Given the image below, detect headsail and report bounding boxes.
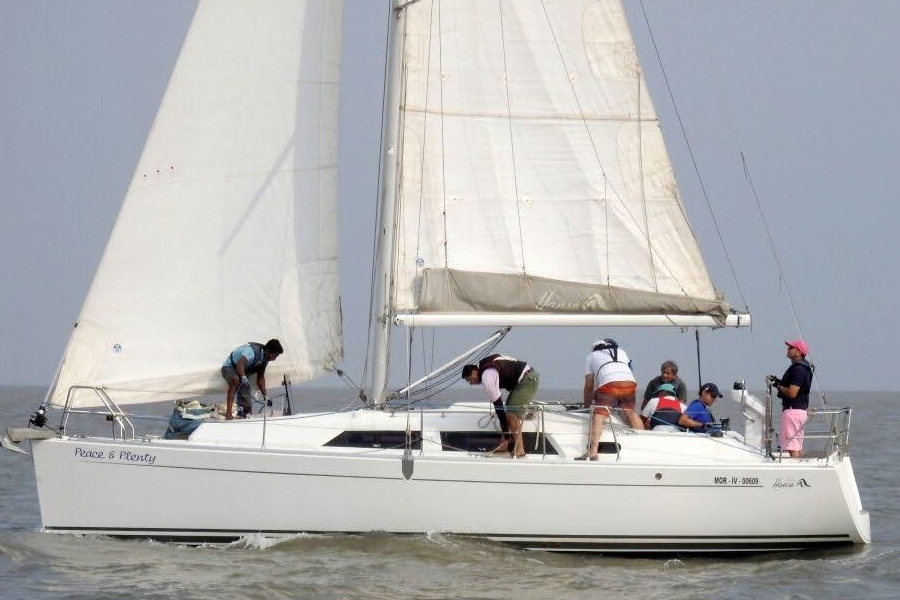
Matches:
[50,0,345,408]
[390,0,740,326]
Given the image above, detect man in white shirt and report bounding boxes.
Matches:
[578,339,643,460]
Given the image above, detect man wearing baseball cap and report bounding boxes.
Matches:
[684,382,723,432]
[768,339,814,458]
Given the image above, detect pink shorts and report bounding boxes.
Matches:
[780,409,808,452]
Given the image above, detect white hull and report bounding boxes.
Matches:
[29,404,870,553]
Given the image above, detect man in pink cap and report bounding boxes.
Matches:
[768,339,814,458]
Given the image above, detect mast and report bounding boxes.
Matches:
[368,1,404,405]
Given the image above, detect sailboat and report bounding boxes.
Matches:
[3,0,869,553]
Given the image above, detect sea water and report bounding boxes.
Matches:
[1,386,896,600]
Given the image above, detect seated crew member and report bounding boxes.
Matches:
[683,382,723,432]
[641,382,704,432]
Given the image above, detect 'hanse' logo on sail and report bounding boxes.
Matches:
[535,290,604,312]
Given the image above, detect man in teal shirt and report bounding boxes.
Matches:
[221,339,283,419]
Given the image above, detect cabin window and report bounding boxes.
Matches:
[594,442,620,455]
[440,432,559,455]
[324,431,422,450]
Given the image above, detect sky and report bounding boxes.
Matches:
[0,1,897,396]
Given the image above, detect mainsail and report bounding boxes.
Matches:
[390,0,733,323]
[50,0,345,408]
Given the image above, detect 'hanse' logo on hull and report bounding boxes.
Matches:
[773,478,811,489]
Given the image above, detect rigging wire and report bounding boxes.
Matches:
[412,1,437,282]
[639,2,824,404]
[497,1,529,279]
[740,153,825,406]
[632,61,658,291]
[536,0,614,285]
[694,329,702,391]
[636,1,749,312]
[387,330,508,409]
[740,154,806,336]
[436,2,449,276]
[538,1,699,299]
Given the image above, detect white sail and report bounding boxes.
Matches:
[50,0,345,408]
[391,0,733,323]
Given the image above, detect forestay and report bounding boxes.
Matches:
[391,0,733,323]
[49,0,345,408]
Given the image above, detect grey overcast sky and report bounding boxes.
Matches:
[0,1,896,395]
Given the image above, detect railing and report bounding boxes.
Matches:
[764,383,854,462]
[61,386,135,441]
[51,389,617,458]
[765,386,775,456]
[595,405,621,461]
[527,402,621,461]
[736,383,761,424]
[53,377,295,447]
[795,406,853,461]
[393,400,599,460]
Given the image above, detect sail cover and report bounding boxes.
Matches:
[391,0,731,321]
[50,0,344,408]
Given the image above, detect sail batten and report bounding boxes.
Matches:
[50,0,345,408]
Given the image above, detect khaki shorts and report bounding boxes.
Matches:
[506,370,539,416]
